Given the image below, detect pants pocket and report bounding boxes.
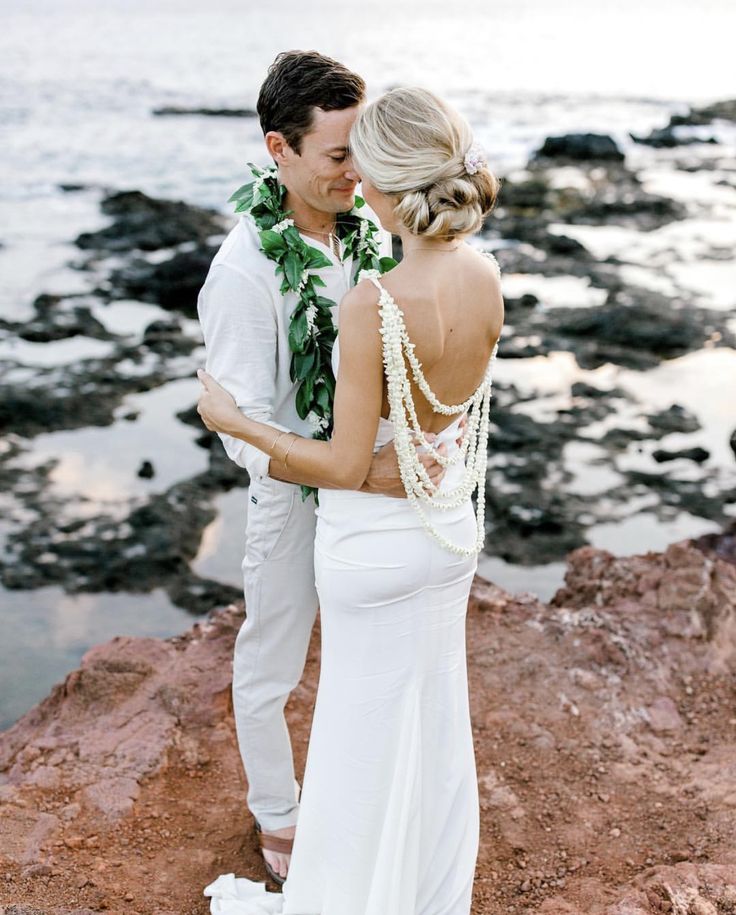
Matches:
[245,478,297,564]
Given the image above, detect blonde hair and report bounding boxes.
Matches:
[349,87,499,240]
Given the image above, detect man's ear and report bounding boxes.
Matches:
[265,131,292,166]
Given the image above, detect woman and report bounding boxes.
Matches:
[199,86,503,915]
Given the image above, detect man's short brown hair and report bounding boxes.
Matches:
[257,50,366,155]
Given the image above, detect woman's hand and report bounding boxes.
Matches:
[196,369,241,434]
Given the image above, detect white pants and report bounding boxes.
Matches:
[232,475,318,831]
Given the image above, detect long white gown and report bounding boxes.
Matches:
[205,282,485,915]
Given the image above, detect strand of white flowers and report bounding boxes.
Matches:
[401,405,489,511]
[385,318,490,515]
[385,289,498,416]
[377,279,494,422]
[398,392,492,556]
[400,364,485,469]
[380,285,483,503]
[374,278,495,554]
[377,285,493,472]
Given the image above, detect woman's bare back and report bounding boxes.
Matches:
[376,245,504,433]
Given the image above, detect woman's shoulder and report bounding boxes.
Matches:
[477,248,502,279]
[338,276,386,336]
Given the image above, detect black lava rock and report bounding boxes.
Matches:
[152,106,257,118]
[535,133,625,162]
[110,245,219,317]
[138,460,155,478]
[76,190,225,253]
[649,404,701,435]
[630,127,717,148]
[652,446,710,464]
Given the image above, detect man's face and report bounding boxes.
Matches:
[279,105,362,215]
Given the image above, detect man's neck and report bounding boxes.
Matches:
[283,191,336,235]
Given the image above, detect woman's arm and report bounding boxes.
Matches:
[197,280,384,491]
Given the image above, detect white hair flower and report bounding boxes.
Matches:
[463,143,487,175]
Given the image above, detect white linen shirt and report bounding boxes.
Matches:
[197,211,393,483]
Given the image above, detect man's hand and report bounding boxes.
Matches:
[360,436,447,498]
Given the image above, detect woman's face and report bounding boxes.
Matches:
[357,173,400,234]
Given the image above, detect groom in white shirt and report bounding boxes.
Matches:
[197,51,445,883]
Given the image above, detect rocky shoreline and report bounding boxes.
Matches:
[1,97,736,739]
[2,100,736,614]
[1,528,734,915]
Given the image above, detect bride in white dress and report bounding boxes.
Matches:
[197,86,504,915]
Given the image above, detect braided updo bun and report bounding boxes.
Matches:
[349,87,499,240]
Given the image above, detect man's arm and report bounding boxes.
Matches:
[199,280,388,489]
[198,280,454,494]
[197,263,289,483]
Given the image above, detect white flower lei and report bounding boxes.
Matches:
[360,256,500,557]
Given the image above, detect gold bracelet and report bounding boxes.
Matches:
[282,435,298,467]
[270,430,288,458]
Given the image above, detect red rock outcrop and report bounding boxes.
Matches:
[1,535,734,914]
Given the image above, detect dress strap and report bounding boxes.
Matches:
[358,268,384,293]
[481,250,501,279]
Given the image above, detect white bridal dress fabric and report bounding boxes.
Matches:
[205,299,482,914]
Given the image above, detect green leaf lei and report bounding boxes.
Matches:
[229,162,397,502]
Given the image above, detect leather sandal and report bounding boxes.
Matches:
[254,819,294,886]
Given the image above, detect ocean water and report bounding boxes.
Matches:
[1,0,736,729]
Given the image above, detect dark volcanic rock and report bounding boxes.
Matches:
[109,245,218,316]
[0,338,195,438]
[571,381,617,399]
[142,318,198,354]
[137,459,155,478]
[6,294,113,343]
[1,441,244,613]
[630,126,718,148]
[486,485,589,564]
[477,384,629,564]
[652,446,710,463]
[488,274,731,369]
[491,167,686,238]
[152,105,257,118]
[534,133,625,162]
[0,384,127,436]
[76,190,225,253]
[669,98,736,127]
[564,192,686,229]
[551,295,704,366]
[622,470,736,522]
[495,177,550,212]
[648,403,701,435]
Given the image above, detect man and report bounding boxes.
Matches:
[197,51,444,884]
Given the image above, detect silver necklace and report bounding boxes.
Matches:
[404,244,462,255]
[295,221,341,258]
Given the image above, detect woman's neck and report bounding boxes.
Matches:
[399,230,465,256]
